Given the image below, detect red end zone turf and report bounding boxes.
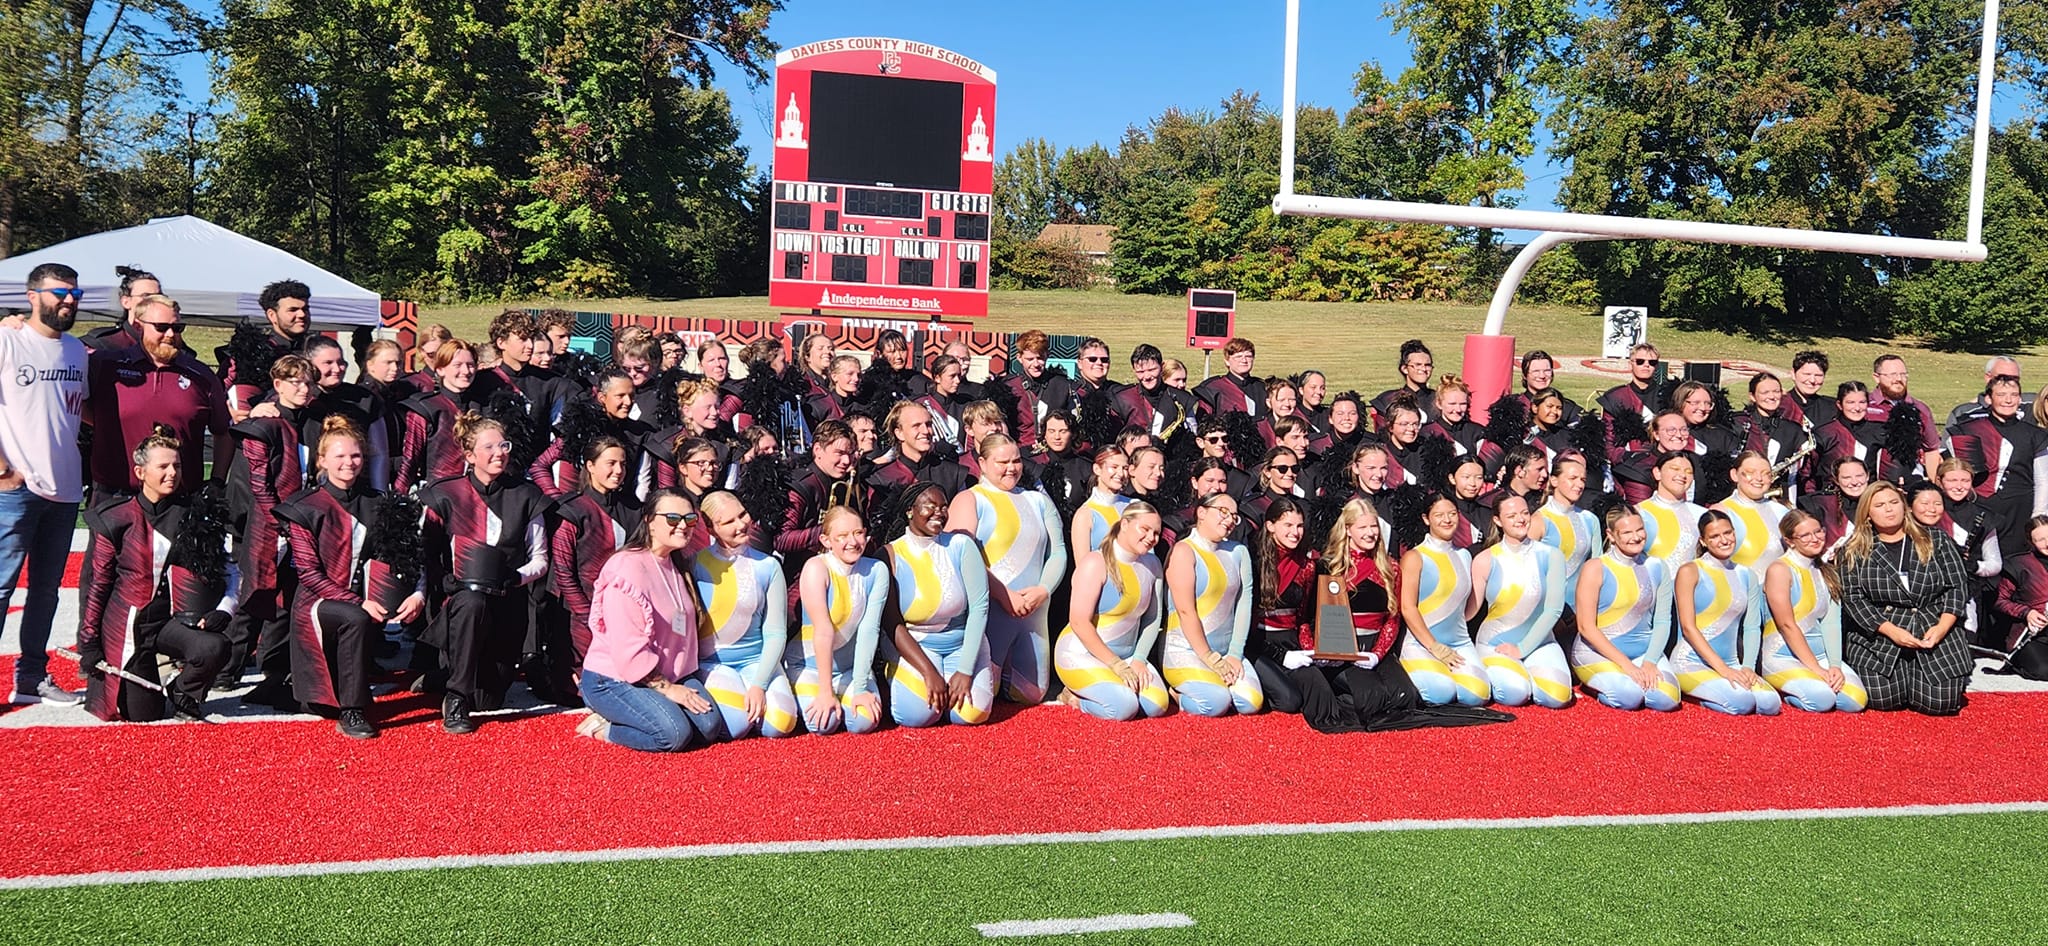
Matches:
[3,681,2045,881]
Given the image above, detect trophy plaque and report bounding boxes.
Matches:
[1312,577,1376,660]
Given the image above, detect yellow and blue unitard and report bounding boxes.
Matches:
[1571,550,1681,711]
[1760,550,1868,712]
[1400,535,1491,705]
[885,532,994,727]
[1714,494,1789,580]
[692,543,798,738]
[1079,489,1131,550]
[1639,493,1705,576]
[1472,537,1572,708]
[788,554,891,735]
[1054,546,1170,721]
[966,480,1068,703]
[1670,554,1782,716]
[1162,534,1262,717]
[1536,495,1602,576]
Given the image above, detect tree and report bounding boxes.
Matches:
[1890,125,2048,350]
[1548,0,1992,330]
[1381,0,1573,249]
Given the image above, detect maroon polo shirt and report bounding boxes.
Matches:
[85,346,232,493]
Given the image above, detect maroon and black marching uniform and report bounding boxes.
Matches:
[643,426,731,492]
[418,473,553,710]
[550,485,641,663]
[1997,549,2048,652]
[1196,372,1265,419]
[1788,389,1837,429]
[998,374,1044,448]
[1384,440,1424,488]
[529,417,653,501]
[1449,494,1494,551]
[81,319,141,352]
[1867,394,1941,478]
[1796,492,1854,556]
[401,368,437,396]
[1948,412,2046,554]
[1424,417,1503,477]
[1508,388,1584,427]
[1597,380,1666,427]
[777,466,870,585]
[220,408,307,682]
[806,388,852,428]
[79,495,235,721]
[1370,385,1435,428]
[303,381,392,489]
[276,482,398,710]
[1737,406,1809,486]
[396,388,475,494]
[867,451,972,499]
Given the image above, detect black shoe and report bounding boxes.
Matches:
[243,680,297,711]
[337,708,377,739]
[442,693,477,735]
[168,694,211,722]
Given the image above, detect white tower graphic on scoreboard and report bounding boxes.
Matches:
[778,95,807,149]
[963,108,991,162]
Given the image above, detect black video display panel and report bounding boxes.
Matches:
[808,72,964,192]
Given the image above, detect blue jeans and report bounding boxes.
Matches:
[580,670,728,752]
[0,488,78,690]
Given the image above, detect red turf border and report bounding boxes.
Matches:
[3,651,2044,880]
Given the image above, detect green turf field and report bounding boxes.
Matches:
[8,812,2041,945]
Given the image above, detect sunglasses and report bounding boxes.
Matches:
[138,320,184,334]
[1202,434,1226,443]
[1081,356,1109,364]
[1632,357,1657,365]
[31,287,82,301]
[1269,464,1298,474]
[656,511,699,527]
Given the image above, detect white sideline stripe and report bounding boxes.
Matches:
[6,800,2047,891]
[978,913,1193,938]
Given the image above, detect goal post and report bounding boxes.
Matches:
[1271,0,2003,416]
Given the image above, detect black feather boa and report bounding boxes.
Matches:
[1077,384,1121,452]
[482,389,546,474]
[854,361,914,416]
[1219,412,1266,472]
[1040,457,1082,523]
[1884,402,1926,479]
[551,351,604,391]
[225,321,283,380]
[1569,410,1611,491]
[1409,433,1458,495]
[734,453,792,532]
[648,366,701,432]
[1153,427,1201,513]
[366,493,426,585]
[1381,483,1433,553]
[1306,477,1353,548]
[170,483,233,585]
[1483,394,1530,450]
[554,394,609,471]
[1695,449,1737,505]
[1609,407,1650,451]
[985,374,1025,440]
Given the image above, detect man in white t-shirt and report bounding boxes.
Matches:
[0,261,89,705]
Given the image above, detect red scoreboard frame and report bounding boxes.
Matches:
[768,37,997,319]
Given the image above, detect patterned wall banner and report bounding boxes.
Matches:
[378,300,419,370]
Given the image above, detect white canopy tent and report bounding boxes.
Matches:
[0,215,382,327]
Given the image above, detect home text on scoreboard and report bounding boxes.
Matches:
[768,38,997,319]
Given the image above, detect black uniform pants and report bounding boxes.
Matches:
[221,541,296,683]
[434,589,527,710]
[293,600,375,710]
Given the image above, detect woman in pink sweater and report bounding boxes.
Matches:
[575,487,730,750]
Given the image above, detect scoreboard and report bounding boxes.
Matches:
[769,37,996,318]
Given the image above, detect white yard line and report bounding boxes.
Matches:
[5,800,2047,891]
[978,913,1194,938]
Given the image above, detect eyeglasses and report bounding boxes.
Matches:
[138,320,184,334]
[656,512,699,527]
[1632,357,1657,365]
[1202,434,1226,443]
[1269,464,1298,474]
[1081,356,1109,364]
[1202,505,1241,522]
[684,459,721,468]
[30,287,82,301]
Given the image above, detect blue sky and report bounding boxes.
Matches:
[710,0,1578,209]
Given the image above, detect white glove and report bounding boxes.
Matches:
[1352,653,1380,670]
[1281,650,1312,670]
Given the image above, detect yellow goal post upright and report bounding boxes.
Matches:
[1269,0,2003,418]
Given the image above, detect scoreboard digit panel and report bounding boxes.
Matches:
[769,38,997,319]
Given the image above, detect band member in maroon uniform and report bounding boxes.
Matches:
[550,435,643,674]
[470,310,563,429]
[1371,340,1437,426]
[1114,345,1198,441]
[1866,354,1943,480]
[531,368,650,500]
[397,339,480,494]
[401,324,454,394]
[779,421,867,585]
[1507,350,1583,426]
[647,379,730,492]
[277,418,424,738]
[81,265,161,352]
[867,400,972,498]
[1598,341,1669,426]
[910,354,970,452]
[217,281,312,420]
[1196,337,1266,419]
[1787,350,1836,427]
[1736,371,1809,496]
[1798,456,1870,557]
[1947,374,2046,555]
[808,354,861,427]
[80,434,234,722]
[1613,411,1696,504]
[1071,337,1121,406]
[797,332,835,400]
[1811,381,1895,486]
[419,413,553,733]
[1381,397,1428,487]
[1005,329,1066,446]
[293,335,392,489]
[1423,377,1496,470]
[221,355,319,698]
[695,339,747,434]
